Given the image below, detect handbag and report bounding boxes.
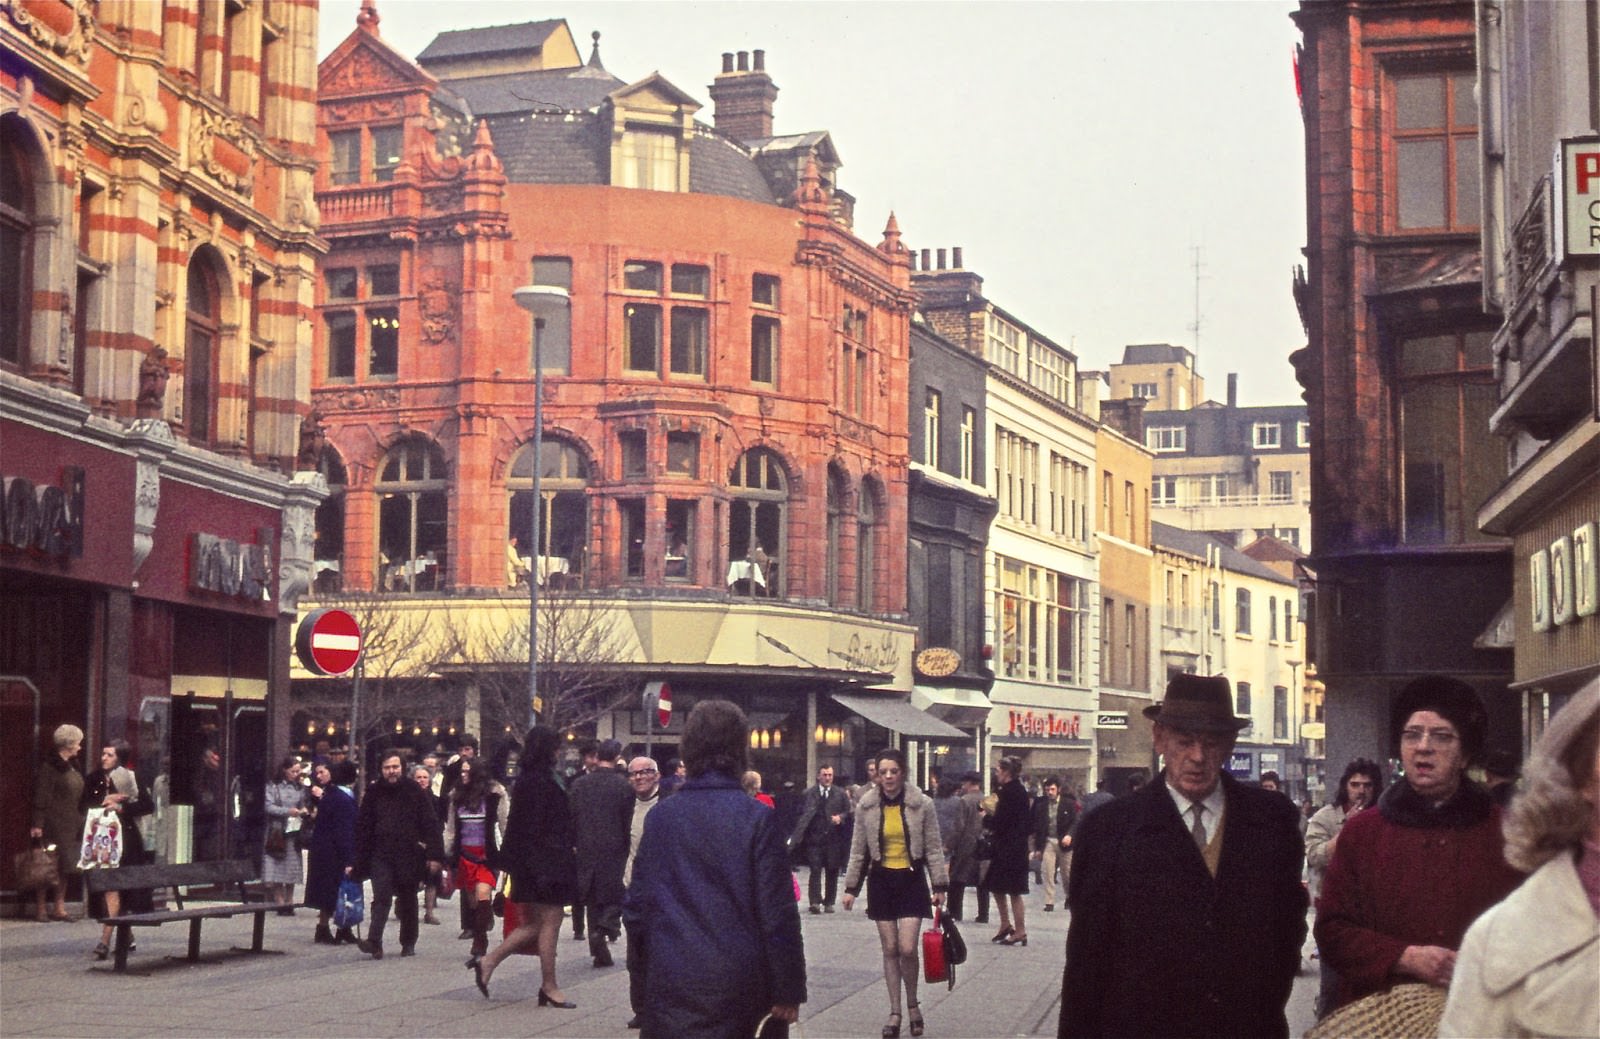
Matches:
[1302,983,1446,1039]
[436,861,455,900]
[922,907,949,984]
[333,877,365,929]
[77,807,123,870]
[974,831,995,860]
[264,819,288,857]
[13,838,60,892]
[754,1013,802,1039]
[940,909,967,966]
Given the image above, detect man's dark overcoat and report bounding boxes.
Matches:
[1059,771,1308,1039]
[789,781,851,870]
[352,776,445,885]
[569,764,633,906]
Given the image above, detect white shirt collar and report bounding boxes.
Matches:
[1165,777,1226,844]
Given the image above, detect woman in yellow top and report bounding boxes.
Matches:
[843,749,949,1039]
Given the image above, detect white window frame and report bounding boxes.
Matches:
[1252,421,1282,449]
[1147,426,1187,453]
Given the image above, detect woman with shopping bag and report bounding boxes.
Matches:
[28,724,84,922]
[78,741,152,961]
[842,748,948,1039]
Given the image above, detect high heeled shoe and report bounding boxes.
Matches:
[92,942,109,961]
[882,1011,902,1038]
[990,925,1014,943]
[473,961,489,999]
[538,988,577,1009]
[1000,931,1028,946]
[908,1002,924,1037]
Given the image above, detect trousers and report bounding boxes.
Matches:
[367,858,419,949]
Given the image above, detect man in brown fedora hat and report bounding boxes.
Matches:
[1059,673,1308,1038]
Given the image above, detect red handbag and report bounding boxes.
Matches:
[922,907,948,984]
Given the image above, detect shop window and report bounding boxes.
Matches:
[669,308,707,376]
[314,447,347,593]
[665,499,695,579]
[0,118,36,368]
[507,438,589,588]
[329,130,360,186]
[530,256,571,374]
[857,480,880,611]
[752,273,780,308]
[619,430,646,478]
[751,316,779,384]
[184,255,222,446]
[671,264,709,296]
[624,260,662,293]
[665,431,698,477]
[370,126,403,182]
[1388,69,1479,232]
[376,439,449,593]
[619,499,646,579]
[729,448,786,597]
[1399,330,1501,545]
[624,303,660,373]
[327,313,356,379]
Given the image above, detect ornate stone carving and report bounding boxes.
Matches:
[136,347,171,417]
[8,0,95,64]
[123,418,175,575]
[189,108,259,195]
[418,271,456,344]
[325,387,403,410]
[277,471,327,615]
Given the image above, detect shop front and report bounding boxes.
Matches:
[987,703,1094,797]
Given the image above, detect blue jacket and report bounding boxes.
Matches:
[304,785,357,912]
[624,772,806,1039]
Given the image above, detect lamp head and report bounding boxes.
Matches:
[513,284,570,323]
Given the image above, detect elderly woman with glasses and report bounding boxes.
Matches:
[1315,675,1525,1014]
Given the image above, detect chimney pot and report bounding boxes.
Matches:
[721,52,734,73]
[937,248,947,270]
[920,248,931,270]
[1227,373,1238,408]
[952,247,963,269]
[737,50,749,71]
[753,49,765,71]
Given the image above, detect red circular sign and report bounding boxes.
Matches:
[656,682,672,727]
[296,608,362,676]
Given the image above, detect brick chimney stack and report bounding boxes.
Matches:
[708,49,778,143]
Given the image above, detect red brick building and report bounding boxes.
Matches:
[1291,0,1514,773]
[2,0,325,880]
[302,8,918,786]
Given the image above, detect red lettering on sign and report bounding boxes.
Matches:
[1577,152,1600,195]
[1006,709,1083,740]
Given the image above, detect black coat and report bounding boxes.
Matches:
[499,767,577,905]
[789,782,851,869]
[352,777,444,885]
[1059,772,1308,1039]
[624,772,806,1039]
[305,785,357,912]
[569,765,633,906]
[1030,794,1079,850]
[982,777,1031,894]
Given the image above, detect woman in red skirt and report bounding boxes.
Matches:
[443,756,508,967]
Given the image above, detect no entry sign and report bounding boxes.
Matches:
[296,608,362,676]
[644,680,672,727]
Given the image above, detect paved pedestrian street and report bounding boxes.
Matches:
[0,896,1323,1038]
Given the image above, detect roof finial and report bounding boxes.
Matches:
[879,211,907,257]
[464,120,503,174]
[588,30,604,69]
[792,155,827,210]
[357,0,380,34]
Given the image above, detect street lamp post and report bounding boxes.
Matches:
[512,285,570,732]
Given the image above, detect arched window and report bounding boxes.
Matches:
[507,437,589,589]
[375,439,448,593]
[184,257,222,445]
[0,118,37,368]
[857,478,881,611]
[313,446,347,593]
[825,466,848,606]
[728,448,787,598]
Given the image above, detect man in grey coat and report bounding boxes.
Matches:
[569,738,633,967]
[789,765,851,913]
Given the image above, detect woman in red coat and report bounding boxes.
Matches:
[1315,675,1524,1012]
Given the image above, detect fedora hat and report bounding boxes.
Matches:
[1143,673,1248,734]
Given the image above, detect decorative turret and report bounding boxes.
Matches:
[792,156,828,212]
[878,211,908,259]
[357,0,380,34]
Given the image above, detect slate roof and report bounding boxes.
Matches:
[1152,522,1295,585]
[1121,343,1194,364]
[689,130,776,204]
[441,66,624,117]
[484,112,609,185]
[416,20,564,63]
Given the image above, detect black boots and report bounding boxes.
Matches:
[334,926,357,944]
[469,902,492,960]
[314,922,336,945]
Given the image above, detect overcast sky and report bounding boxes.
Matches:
[319,1,1309,407]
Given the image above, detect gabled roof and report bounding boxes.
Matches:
[608,72,702,111]
[319,22,437,95]
[417,20,565,63]
[747,131,841,168]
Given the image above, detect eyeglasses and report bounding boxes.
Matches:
[1400,728,1459,747]
[629,769,659,778]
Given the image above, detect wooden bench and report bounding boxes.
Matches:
[84,859,275,972]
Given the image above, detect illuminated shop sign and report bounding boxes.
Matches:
[1,467,85,559]
[1007,709,1083,740]
[190,528,275,603]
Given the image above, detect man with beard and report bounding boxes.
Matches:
[349,752,445,959]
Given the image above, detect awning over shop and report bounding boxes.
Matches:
[832,693,969,740]
[911,685,993,728]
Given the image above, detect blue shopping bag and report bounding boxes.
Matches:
[333,877,365,929]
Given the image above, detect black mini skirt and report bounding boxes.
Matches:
[865,865,932,922]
